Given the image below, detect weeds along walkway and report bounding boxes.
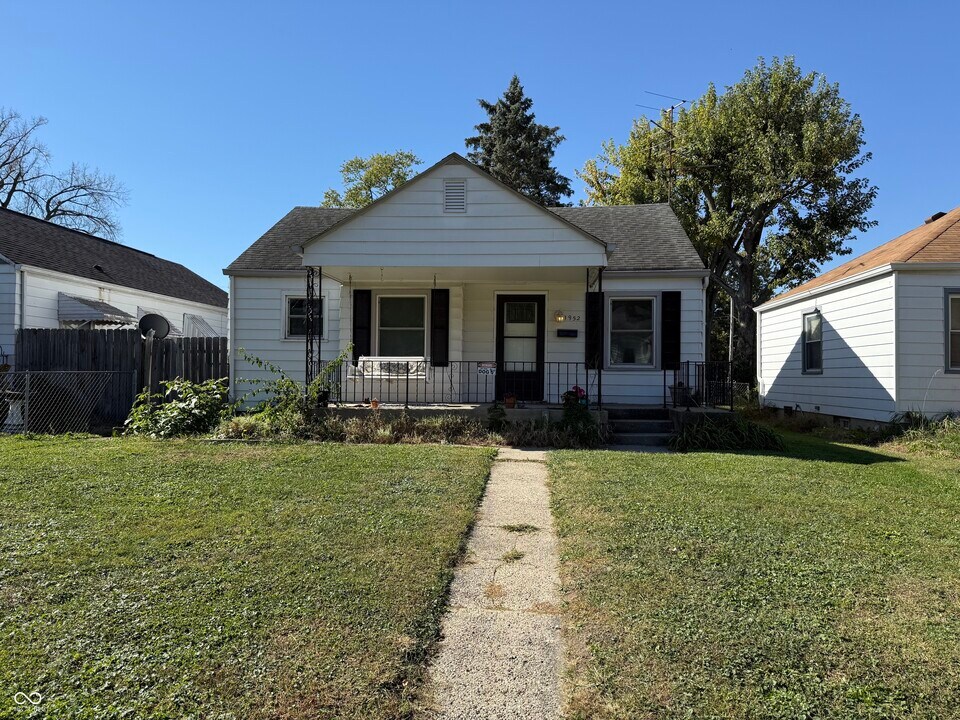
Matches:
[422,448,564,720]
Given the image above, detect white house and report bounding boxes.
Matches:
[0,208,228,368]
[225,153,709,407]
[756,207,960,423]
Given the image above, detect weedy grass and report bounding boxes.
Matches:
[0,436,495,719]
[501,550,525,563]
[550,432,960,719]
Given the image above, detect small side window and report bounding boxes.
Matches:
[286,297,322,339]
[802,311,823,374]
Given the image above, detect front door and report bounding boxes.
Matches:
[496,294,545,401]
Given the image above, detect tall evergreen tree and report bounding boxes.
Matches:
[466,76,572,205]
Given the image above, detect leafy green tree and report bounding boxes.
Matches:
[580,57,876,379]
[321,151,421,208]
[466,75,572,205]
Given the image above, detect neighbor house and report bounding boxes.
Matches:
[756,207,960,423]
[0,208,228,368]
[225,153,709,407]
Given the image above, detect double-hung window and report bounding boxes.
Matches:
[802,311,823,373]
[285,297,322,338]
[948,292,960,371]
[609,298,655,366]
[378,296,426,356]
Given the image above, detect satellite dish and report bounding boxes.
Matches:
[139,313,171,340]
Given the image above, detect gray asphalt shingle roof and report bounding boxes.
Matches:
[0,208,228,308]
[225,203,703,274]
[548,204,703,271]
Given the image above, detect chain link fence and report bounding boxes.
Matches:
[0,371,137,435]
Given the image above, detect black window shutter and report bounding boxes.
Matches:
[352,289,372,364]
[430,289,450,367]
[661,291,682,370]
[585,292,604,369]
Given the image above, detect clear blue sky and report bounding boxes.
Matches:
[5,1,958,290]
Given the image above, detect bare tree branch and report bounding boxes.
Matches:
[0,107,128,240]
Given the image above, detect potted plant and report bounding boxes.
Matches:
[370,398,380,410]
[503,391,517,409]
[562,385,587,408]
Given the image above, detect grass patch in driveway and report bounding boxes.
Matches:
[0,436,495,719]
[550,433,960,719]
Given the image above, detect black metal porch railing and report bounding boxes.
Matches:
[313,360,599,407]
[662,361,734,410]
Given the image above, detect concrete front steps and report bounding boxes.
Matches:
[606,407,674,446]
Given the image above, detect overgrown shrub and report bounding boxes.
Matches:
[216,410,499,446]
[885,412,960,457]
[237,346,351,423]
[125,378,230,438]
[669,415,785,453]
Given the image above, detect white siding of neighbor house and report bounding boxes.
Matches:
[230,275,342,401]
[16,266,227,338]
[300,162,607,269]
[895,268,960,415]
[757,273,896,422]
[0,261,16,366]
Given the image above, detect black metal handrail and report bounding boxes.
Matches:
[314,359,599,408]
[663,361,734,410]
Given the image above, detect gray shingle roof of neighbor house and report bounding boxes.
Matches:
[0,208,228,308]
[224,203,704,274]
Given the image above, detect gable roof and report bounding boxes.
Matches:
[298,153,608,253]
[0,208,228,308]
[225,203,704,274]
[762,206,960,307]
[225,153,704,276]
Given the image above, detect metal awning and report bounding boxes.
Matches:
[58,293,136,325]
[183,313,221,338]
[137,307,182,337]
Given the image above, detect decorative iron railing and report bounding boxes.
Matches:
[313,359,599,407]
[662,361,734,410]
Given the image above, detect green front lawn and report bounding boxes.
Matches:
[0,437,495,719]
[551,435,960,719]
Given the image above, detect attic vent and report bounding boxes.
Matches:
[443,179,466,213]
[925,211,946,224]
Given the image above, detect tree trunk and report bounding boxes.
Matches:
[733,260,757,384]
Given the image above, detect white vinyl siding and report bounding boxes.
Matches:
[894,270,960,415]
[231,275,341,400]
[758,273,896,421]
[300,163,606,269]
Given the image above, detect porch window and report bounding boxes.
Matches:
[948,292,960,371]
[378,296,426,356]
[609,298,654,366]
[802,311,822,373]
[286,297,322,338]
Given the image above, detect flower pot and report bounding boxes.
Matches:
[371,398,380,410]
[504,396,517,409]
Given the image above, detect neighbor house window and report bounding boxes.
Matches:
[378,296,426,356]
[609,298,655,366]
[285,297,322,338]
[802,311,823,373]
[948,292,960,371]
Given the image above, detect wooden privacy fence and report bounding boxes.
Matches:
[14,329,229,426]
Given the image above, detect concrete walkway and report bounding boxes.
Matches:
[422,447,563,719]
